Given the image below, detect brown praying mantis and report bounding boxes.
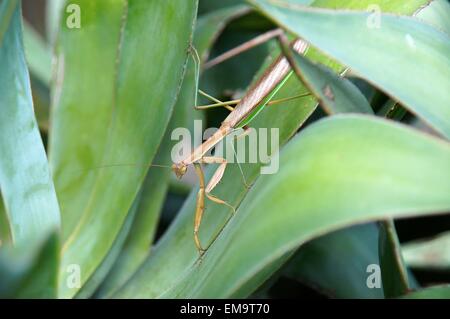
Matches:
[172,31,309,255]
[70,30,311,256]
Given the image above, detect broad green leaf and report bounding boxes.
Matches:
[158,115,450,298]
[96,112,181,299]
[202,0,415,111]
[242,0,428,126]
[23,20,51,85]
[0,232,59,298]
[95,6,250,298]
[288,36,408,299]
[287,49,412,298]
[0,0,60,248]
[49,0,198,298]
[402,232,450,270]
[46,0,65,45]
[74,199,138,299]
[249,0,450,138]
[283,224,384,298]
[238,250,297,298]
[50,0,121,241]
[402,285,450,299]
[289,50,373,114]
[95,160,169,298]
[379,220,410,298]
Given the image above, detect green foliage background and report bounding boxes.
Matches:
[0,0,449,299]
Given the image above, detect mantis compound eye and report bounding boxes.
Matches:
[172,163,187,179]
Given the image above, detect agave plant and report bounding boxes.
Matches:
[0,0,449,299]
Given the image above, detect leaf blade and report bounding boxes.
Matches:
[160,115,450,298]
[0,0,60,247]
[50,0,199,298]
[249,0,450,138]
[289,50,373,114]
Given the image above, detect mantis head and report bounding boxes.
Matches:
[172,162,187,179]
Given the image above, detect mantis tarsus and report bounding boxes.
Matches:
[172,33,309,255]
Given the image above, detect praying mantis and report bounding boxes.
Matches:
[72,30,310,256]
[172,31,309,255]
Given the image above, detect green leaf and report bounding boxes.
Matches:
[286,47,411,299]
[402,231,450,270]
[158,115,450,298]
[74,199,139,299]
[0,232,59,298]
[286,29,404,299]
[46,0,65,45]
[283,224,384,298]
[23,20,51,85]
[49,0,198,298]
[289,49,373,114]
[402,285,450,299]
[379,220,410,298]
[0,0,60,248]
[94,161,170,298]
[237,250,296,298]
[249,0,450,139]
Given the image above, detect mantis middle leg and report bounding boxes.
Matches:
[193,156,236,255]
